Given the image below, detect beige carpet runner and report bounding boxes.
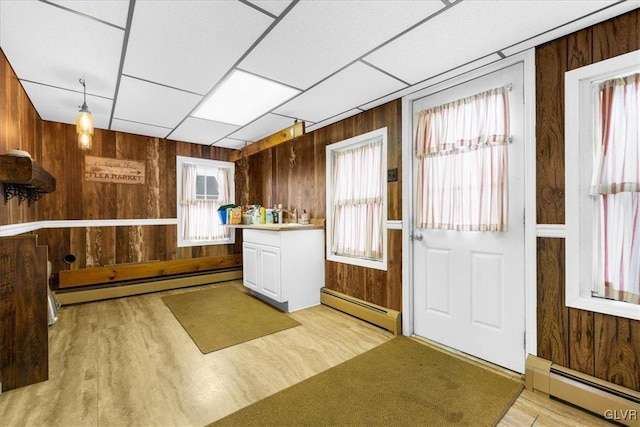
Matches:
[211,336,523,426]
[162,285,300,353]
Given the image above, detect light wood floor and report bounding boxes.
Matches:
[0,281,612,426]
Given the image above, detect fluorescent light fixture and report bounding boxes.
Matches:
[192,70,300,126]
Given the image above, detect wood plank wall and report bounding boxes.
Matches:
[0,49,242,275]
[0,49,41,226]
[535,9,639,391]
[237,100,402,311]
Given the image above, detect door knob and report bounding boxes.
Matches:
[410,233,423,241]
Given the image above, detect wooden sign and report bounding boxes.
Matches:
[84,156,145,184]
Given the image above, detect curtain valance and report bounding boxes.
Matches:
[414,86,510,158]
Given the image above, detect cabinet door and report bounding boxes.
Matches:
[242,243,259,291]
[259,245,282,301]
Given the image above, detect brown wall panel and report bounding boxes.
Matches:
[535,10,640,391]
[0,50,41,226]
[535,39,566,225]
[536,237,569,366]
[595,315,640,390]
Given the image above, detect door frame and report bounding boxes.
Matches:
[401,49,538,360]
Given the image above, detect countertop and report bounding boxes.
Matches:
[223,223,324,231]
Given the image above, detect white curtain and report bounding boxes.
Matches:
[332,139,383,259]
[415,86,510,231]
[593,73,640,303]
[181,163,230,242]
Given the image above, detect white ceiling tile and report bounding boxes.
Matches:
[501,1,640,57]
[227,114,300,143]
[47,0,130,28]
[123,1,273,94]
[358,55,502,111]
[110,119,172,139]
[20,81,113,130]
[246,0,293,17]
[169,117,240,145]
[213,138,247,150]
[274,62,406,123]
[0,0,124,98]
[113,76,202,129]
[240,0,443,89]
[365,1,617,85]
[305,109,361,133]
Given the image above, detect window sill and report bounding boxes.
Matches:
[566,291,640,321]
[327,253,387,271]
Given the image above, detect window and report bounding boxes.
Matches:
[414,86,511,231]
[326,128,387,270]
[176,156,235,247]
[565,50,639,320]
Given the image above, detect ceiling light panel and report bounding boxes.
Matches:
[47,0,130,28]
[0,1,124,98]
[192,70,300,126]
[110,119,173,139]
[227,113,302,143]
[20,81,113,130]
[274,61,406,123]
[169,118,240,146]
[246,0,293,17]
[123,1,273,94]
[240,0,443,90]
[364,0,616,85]
[113,76,202,129]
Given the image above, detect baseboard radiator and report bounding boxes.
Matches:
[526,355,640,426]
[319,288,401,335]
[55,269,242,305]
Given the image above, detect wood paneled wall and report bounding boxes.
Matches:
[535,10,639,391]
[35,123,243,274]
[0,50,42,226]
[0,49,242,275]
[237,100,403,310]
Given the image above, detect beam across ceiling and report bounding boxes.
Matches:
[229,120,305,162]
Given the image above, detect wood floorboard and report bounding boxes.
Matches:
[0,280,614,426]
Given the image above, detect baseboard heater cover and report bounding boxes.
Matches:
[319,288,401,335]
[55,269,243,305]
[525,355,640,426]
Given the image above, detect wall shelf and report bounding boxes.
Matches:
[0,155,56,205]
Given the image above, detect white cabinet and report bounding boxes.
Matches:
[242,227,324,312]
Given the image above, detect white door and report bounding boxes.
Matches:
[412,63,525,373]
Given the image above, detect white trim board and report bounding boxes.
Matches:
[536,224,566,238]
[0,218,178,237]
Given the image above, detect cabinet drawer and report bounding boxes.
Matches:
[243,229,281,247]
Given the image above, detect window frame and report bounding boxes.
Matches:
[325,127,388,271]
[565,50,640,320]
[176,156,235,248]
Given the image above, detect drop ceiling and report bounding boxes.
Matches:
[0,0,636,150]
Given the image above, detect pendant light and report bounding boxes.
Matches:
[76,78,94,150]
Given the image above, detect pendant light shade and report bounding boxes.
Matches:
[76,78,94,150]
